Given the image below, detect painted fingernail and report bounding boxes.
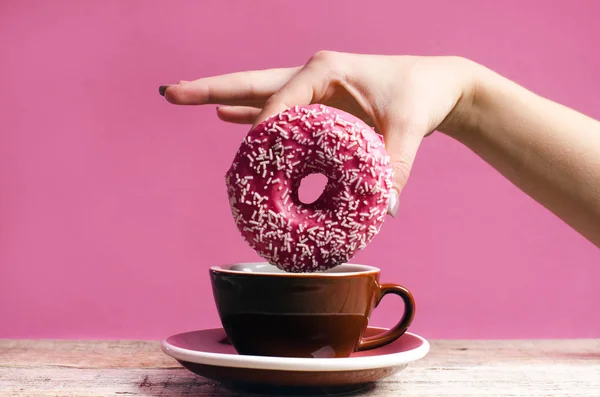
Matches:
[387,189,399,217]
[159,85,169,96]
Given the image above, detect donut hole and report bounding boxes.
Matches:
[297,173,328,205]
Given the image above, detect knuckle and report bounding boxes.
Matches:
[309,50,343,76]
[389,156,412,187]
[310,50,336,62]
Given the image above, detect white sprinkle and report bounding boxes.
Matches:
[313,129,327,138]
[273,124,289,138]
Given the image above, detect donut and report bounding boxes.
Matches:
[225,104,393,272]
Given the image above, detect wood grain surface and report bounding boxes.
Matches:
[1,339,599,396]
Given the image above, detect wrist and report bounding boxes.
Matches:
[437,58,495,141]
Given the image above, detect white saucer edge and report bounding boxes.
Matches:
[161,328,430,372]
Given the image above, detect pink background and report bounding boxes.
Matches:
[1,0,599,340]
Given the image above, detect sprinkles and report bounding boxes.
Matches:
[225,104,393,272]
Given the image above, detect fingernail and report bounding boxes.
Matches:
[387,189,399,217]
[159,85,169,96]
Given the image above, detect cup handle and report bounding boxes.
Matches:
[356,283,416,352]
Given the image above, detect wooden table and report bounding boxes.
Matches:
[1,339,599,396]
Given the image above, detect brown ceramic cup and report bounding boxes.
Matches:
[209,262,415,359]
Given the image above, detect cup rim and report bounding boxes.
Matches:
[210,262,380,277]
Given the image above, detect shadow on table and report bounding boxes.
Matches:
[136,369,381,396]
[549,351,600,360]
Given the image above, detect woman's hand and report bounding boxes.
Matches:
[160,52,600,246]
[160,52,478,216]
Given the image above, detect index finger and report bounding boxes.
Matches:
[162,67,301,106]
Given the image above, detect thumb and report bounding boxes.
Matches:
[381,123,425,217]
[250,66,317,129]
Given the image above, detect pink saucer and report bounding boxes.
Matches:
[161,326,429,390]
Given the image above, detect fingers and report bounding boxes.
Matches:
[251,51,345,128]
[161,67,300,106]
[381,120,426,217]
[250,66,319,128]
[216,106,261,124]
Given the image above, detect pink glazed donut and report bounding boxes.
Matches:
[225,104,393,272]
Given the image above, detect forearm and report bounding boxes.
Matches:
[443,62,600,246]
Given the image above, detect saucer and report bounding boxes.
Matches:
[161,326,430,390]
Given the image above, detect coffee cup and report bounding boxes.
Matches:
[209,262,415,358]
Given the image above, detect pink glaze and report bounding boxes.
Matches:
[225,105,393,272]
